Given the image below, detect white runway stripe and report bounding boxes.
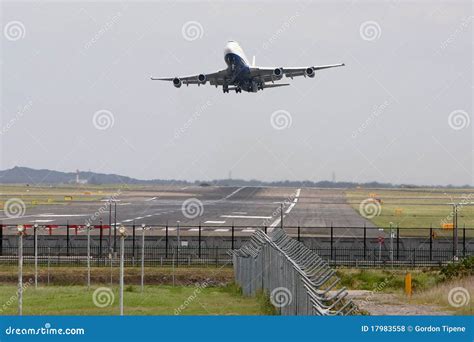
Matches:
[214,228,229,232]
[205,220,226,224]
[221,215,272,219]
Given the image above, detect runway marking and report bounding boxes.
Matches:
[242,228,255,232]
[269,188,301,232]
[39,214,89,217]
[205,220,226,224]
[118,203,131,206]
[145,197,158,201]
[214,228,229,232]
[122,219,134,223]
[188,228,199,232]
[221,215,272,219]
[30,219,55,223]
[232,211,247,215]
[135,217,144,220]
[285,202,296,214]
[222,187,245,200]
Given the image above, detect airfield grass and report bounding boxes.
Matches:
[0,265,274,315]
[0,184,125,210]
[336,268,473,315]
[346,188,474,236]
[0,284,270,315]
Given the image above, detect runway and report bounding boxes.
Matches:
[0,186,376,237]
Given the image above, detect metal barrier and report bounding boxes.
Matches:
[231,229,358,316]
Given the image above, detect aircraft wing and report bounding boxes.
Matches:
[151,69,228,86]
[249,63,345,82]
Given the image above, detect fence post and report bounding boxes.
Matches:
[198,222,201,258]
[165,223,169,258]
[297,224,300,241]
[363,224,367,260]
[132,222,136,263]
[463,227,466,257]
[429,226,433,261]
[0,224,3,256]
[66,221,70,256]
[99,219,103,259]
[231,222,235,250]
[264,225,267,234]
[396,227,400,261]
[330,223,334,261]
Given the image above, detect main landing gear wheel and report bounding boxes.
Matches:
[235,87,242,93]
[223,85,229,93]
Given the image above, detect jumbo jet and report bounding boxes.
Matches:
[151,41,345,93]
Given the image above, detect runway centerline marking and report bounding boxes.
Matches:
[221,215,272,219]
[269,188,301,232]
[205,220,226,224]
[214,228,229,232]
[39,214,89,217]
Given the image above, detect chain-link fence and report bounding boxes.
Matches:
[231,229,358,316]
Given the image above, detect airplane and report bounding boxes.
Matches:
[151,41,345,93]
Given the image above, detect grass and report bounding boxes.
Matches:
[0,283,266,315]
[0,265,235,286]
[345,188,474,236]
[336,268,441,292]
[409,276,474,315]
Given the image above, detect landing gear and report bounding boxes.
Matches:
[223,85,229,93]
[235,87,242,93]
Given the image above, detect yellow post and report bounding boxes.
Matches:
[405,272,412,297]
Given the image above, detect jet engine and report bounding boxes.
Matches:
[305,67,315,78]
[273,67,284,79]
[173,77,182,88]
[197,74,207,84]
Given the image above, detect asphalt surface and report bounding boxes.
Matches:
[1,186,376,237]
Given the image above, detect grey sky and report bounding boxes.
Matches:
[1,1,472,186]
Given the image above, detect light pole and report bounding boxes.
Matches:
[141,223,146,293]
[119,225,126,316]
[17,225,25,316]
[86,223,91,290]
[34,223,38,289]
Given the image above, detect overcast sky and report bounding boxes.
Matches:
[1,1,472,186]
